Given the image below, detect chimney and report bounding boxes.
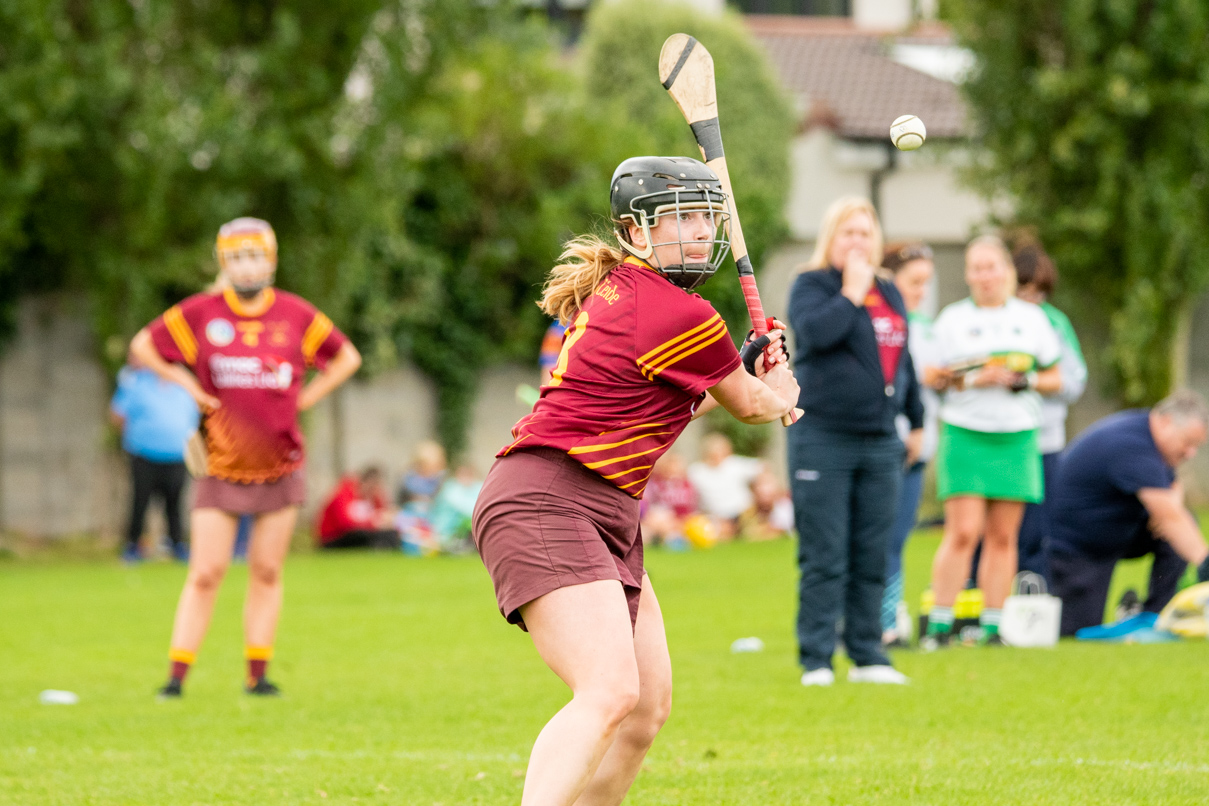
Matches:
[852,0,912,31]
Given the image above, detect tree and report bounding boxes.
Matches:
[0,0,794,457]
[951,1,1209,403]
[1,0,598,455]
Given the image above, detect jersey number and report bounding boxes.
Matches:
[548,311,589,387]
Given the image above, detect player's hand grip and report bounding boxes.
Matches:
[740,333,773,376]
[740,276,767,336]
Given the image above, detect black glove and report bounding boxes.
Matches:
[1197,555,1209,584]
[740,329,790,376]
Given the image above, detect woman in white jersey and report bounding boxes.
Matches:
[1013,243,1087,579]
[880,242,939,647]
[922,235,1061,648]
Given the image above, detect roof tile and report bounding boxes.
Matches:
[745,15,968,140]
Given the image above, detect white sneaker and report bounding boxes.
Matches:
[847,665,909,685]
[800,668,835,687]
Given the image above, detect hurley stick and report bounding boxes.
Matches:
[659,33,800,425]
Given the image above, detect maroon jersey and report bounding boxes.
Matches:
[864,286,906,384]
[501,261,741,497]
[148,287,348,483]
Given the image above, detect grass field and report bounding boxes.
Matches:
[2,531,1207,805]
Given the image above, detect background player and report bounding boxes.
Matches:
[472,156,800,805]
[130,217,361,697]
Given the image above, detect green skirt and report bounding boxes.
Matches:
[937,423,1043,503]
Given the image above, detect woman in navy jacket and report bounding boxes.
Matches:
[789,197,924,686]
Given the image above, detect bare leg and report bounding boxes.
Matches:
[519,580,642,806]
[243,506,298,648]
[168,508,239,652]
[978,500,1025,609]
[574,575,672,806]
[930,496,987,607]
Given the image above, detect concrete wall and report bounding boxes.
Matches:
[0,297,124,537]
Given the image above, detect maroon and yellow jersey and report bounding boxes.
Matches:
[501,261,741,497]
[148,287,348,483]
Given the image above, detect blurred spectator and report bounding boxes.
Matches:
[922,235,1061,649]
[641,453,697,548]
[1012,243,1087,580]
[687,433,762,539]
[317,466,400,550]
[110,351,200,562]
[879,241,939,646]
[539,320,568,387]
[398,440,447,509]
[1047,392,1209,635]
[788,197,920,686]
[430,463,483,552]
[737,471,794,542]
[395,489,438,556]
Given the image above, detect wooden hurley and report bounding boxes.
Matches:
[659,33,800,426]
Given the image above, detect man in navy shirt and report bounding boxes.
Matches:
[110,354,200,562]
[1047,391,1209,635]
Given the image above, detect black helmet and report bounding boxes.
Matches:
[609,156,731,291]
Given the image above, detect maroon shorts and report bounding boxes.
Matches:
[193,469,307,515]
[472,448,644,631]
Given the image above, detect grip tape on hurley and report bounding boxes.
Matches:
[690,118,725,162]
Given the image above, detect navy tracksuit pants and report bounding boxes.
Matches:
[1048,523,1186,636]
[790,426,902,671]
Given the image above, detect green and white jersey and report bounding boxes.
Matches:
[933,297,1061,433]
[1037,301,1087,453]
[896,311,941,462]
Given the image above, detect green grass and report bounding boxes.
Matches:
[1,533,1207,805]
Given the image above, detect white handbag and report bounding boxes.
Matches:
[1000,572,1062,647]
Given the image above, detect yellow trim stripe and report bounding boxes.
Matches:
[642,319,727,376]
[602,464,653,480]
[650,324,728,378]
[501,434,532,456]
[162,306,198,365]
[245,645,274,661]
[618,473,653,490]
[568,431,674,455]
[582,444,665,470]
[639,319,728,379]
[302,313,334,361]
[222,286,276,317]
[169,648,197,664]
[597,421,667,437]
[637,313,722,365]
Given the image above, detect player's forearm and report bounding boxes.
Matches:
[732,376,793,424]
[691,392,722,420]
[130,329,172,378]
[299,342,361,411]
[130,329,200,390]
[1155,511,1209,566]
[708,364,797,424]
[1033,366,1062,395]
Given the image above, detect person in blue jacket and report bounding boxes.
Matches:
[788,197,923,686]
[110,351,200,562]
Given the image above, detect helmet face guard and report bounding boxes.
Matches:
[610,156,732,292]
[617,189,731,291]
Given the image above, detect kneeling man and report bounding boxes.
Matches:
[1048,391,1209,635]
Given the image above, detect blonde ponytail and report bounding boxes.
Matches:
[539,234,627,324]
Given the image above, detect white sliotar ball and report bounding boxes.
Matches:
[890,114,927,151]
